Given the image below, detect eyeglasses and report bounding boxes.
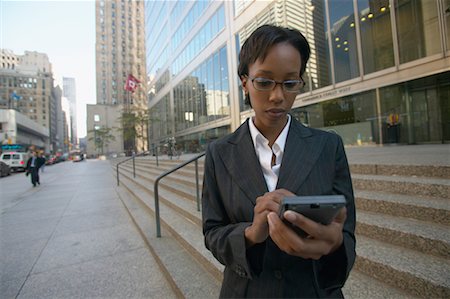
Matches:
[246,76,305,92]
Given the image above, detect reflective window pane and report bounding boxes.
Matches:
[286,0,331,90]
[291,90,378,144]
[328,0,360,82]
[446,0,450,51]
[220,47,230,116]
[358,0,394,74]
[395,0,440,63]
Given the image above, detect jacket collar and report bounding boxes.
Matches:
[277,121,327,192]
[217,120,268,204]
[216,118,328,203]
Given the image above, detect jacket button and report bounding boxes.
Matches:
[274,270,282,280]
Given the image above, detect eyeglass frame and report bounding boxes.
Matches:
[245,75,305,93]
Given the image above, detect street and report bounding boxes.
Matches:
[0,159,175,299]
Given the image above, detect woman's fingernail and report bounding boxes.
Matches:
[267,213,275,225]
[284,211,296,221]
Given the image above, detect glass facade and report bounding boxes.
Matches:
[292,71,450,145]
[328,0,360,82]
[395,0,441,63]
[146,1,229,151]
[173,47,230,132]
[445,0,450,51]
[145,0,450,150]
[292,90,379,145]
[172,4,225,75]
[358,0,395,74]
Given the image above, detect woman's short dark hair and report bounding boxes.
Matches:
[238,24,311,106]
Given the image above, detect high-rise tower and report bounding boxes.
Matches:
[62,77,77,146]
[89,0,147,156]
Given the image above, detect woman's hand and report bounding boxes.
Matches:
[245,189,294,247]
[267,207,347,259]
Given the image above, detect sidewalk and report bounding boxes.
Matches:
[0,160,175,299]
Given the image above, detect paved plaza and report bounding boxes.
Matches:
[0,160,176,299]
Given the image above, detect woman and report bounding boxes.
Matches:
[202,25,356,298]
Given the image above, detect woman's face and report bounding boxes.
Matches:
[241,42,302,136]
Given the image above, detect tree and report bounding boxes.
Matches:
[88,127,115,155]
[116,107,150,154]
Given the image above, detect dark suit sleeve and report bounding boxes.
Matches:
[25,158,31,171]
[314,134,356,291]
[202,143,256,279]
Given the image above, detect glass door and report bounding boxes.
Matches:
[410,90,430,143]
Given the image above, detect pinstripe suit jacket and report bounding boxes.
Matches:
[202,117,356,298]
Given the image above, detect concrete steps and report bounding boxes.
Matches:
[350,164,450,179]
[355,190,449,225]
[112,158,450,298]
[352,173,450,198]
[116,166,222,274]
[114,171,221,298]
[356,236,450,298]
[356,210,449,258]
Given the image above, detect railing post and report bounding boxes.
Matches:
[133,153,136,178]
[154,179,162,237]
[195,159,200,211]
[116,163,119,186]
[153,152,204,237]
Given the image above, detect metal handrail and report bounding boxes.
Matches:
[116,151,150,186]
[154,152,205,237]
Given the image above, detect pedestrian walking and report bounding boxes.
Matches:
[25,151,44,187]
[38,152,46,173]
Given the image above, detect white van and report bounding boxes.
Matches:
[0,152,29,172]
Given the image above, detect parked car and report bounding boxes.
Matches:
[45,155,57,165]
[0,152,29,172]
[0,161,11,177]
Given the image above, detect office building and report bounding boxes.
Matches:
[89,0,147,156]
[145,0,449,152]
[1,49,19,70]
[0,50,54,131]
[62,77,78,146]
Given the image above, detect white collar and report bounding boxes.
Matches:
[248,114,291,154]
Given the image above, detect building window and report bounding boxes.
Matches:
[395,0,441,63]
[444,0,450,51]
[328,0,360,83]
[358,0,394,74]
[94,114,100,122]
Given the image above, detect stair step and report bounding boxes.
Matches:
[117,172,224,280]
[135,158,205,172]
[350,164,450,179]
[356,210,449,258]
[343,270,418,299]
[120,162,203,189]
[352,174,450,198]
[355,190,450,225]
[116,175,222,298]
[130,164,203,189]
[120,166,200,203]
[118,167,200,222]
[355,235,450,298]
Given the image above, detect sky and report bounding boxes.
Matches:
[1,0,96,138]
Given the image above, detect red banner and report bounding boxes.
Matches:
[124,74,141,93]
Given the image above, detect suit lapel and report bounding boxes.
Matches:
[277,120,327,192]
[217,120,268,204]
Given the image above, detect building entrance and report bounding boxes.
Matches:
[407,73,450,144]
